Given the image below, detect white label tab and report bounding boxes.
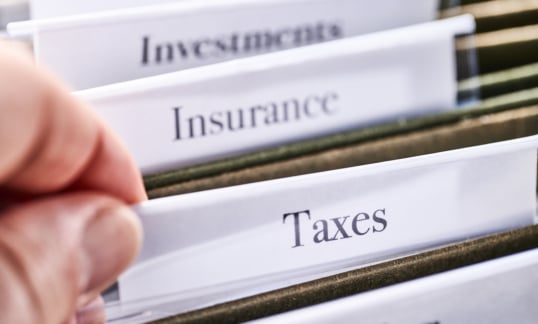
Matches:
[11,0,439,89]
[77,16,474,175]
[254,248,538,324]
[113,135,538,319]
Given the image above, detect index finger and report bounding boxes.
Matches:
[0,45,147,204]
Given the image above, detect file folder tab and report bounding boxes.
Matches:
[10,0,440,89]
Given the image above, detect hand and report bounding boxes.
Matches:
[0,44,146,323]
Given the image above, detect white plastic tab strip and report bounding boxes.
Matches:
[252,248,538,324]
[76,15,474,175]
[113,135,538,320]
[10,0,439,89]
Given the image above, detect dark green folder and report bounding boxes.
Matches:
[154,225,538,324]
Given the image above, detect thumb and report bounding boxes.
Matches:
[0,193,142,324]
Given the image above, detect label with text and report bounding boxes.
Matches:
[12,0,438,89]
[116,136,538,307]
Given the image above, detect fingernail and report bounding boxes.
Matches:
[80,205,141,301]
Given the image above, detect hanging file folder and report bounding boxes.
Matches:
[101,135,538,323]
